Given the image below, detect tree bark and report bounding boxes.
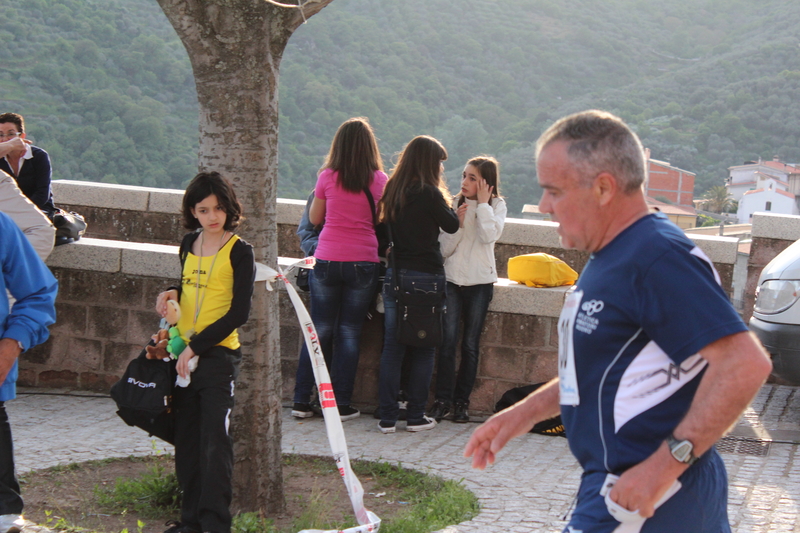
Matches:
[155,0,335,515]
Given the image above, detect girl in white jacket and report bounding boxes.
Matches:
[429,156,507,423]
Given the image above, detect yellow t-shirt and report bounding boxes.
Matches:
[177,234,240,350]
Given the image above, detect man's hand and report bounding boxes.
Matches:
[464,380,560,469]
[0,137,28,157]
[608,443,685,517]
[0,338,22,384]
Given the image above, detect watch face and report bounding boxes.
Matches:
[672,441,693,462]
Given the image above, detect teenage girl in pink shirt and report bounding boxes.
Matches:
[292,117,388,421]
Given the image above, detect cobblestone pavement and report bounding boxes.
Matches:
[7,385,800,533]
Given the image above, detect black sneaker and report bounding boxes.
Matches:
[338,405,360,421]
[426,399,452,422]
[292,402,314,419]
[378,420,396,434]
[453,402,469,423]
[407,415,437,432]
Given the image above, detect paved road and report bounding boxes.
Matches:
[8,384,800,533]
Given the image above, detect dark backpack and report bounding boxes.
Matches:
[494,382,566,437]
[110,346,176,444]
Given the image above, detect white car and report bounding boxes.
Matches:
[750,238,800,385]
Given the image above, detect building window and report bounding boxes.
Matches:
[766,201,772,211]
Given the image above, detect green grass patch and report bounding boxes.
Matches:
[94,464,181,518]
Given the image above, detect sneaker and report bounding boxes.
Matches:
[0,515,25,533]
[407,415,437,432]
[453,402,469,423]
[426,399,452,422]
[378,421,396,434]
[338,405,360,421]
[291,402,314,419]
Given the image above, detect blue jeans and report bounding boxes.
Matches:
[379,268,446,423]
[293,260,379,406]
[435,282,493,406]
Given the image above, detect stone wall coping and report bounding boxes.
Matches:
[52,181,739,265]
[752,212,800,241]
[45,239,568,317]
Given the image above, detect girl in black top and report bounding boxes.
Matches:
[376,136,459,433]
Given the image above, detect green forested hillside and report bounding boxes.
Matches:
[2,0,800,215]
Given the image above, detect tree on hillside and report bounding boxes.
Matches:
[703,185,734,214]
[155,0,336,515]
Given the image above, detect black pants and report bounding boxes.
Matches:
[0,402,22,515]
[173,347,241,533]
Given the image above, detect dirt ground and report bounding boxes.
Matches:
[20,454,408,533]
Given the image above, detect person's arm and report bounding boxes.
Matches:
[475,197,507,244]
[429,187,459,234]
[297,191,321,256]
[609,331,771,517]
[464,378,561,469]
[0,171,54,260]
[309,196,326,226]
[0,214,58,384]
[25,148,52,211]
[0,137,27,158]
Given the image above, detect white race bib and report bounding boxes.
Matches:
[558,289,582,406]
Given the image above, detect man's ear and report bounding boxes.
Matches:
[593,172,618,206]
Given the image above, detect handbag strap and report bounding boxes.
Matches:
[364,186,378,228]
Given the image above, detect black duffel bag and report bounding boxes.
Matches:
[395,286,445,347]
[110,346,176,444]
[494,382,566,437]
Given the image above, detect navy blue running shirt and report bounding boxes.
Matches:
[558,213,747,475]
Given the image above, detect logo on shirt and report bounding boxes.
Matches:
[575,299,604,334]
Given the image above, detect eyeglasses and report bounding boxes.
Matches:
[0,132,21,139]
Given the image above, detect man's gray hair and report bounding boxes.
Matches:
[535,110,646,193]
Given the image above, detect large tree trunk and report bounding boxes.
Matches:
[155,0,334,515]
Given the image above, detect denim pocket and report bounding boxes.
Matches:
[314,259,331,283]
[351,262,378,290]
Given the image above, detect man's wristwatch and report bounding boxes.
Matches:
[666,433,698,465]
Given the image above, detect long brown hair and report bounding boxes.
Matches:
[456,155,502,207]
[379,135,451,223]
[321,117,383,193]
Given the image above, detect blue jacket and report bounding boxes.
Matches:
[0,211,58,401]
[297,190,320,256]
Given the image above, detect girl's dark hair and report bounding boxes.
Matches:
[456,155,502,207]
[379,135,451,223]
[321,117,383,193]
[182,171,243,231]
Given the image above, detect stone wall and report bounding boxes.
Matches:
[30,180,742,416]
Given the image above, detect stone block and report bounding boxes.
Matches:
[48,239,121,273]
[38,370,79,388]
[480,346,531,381]
[138,212,184,244]
[49,338,102,371]
[52,180,151,210]
[87,306,129,341]
[278,224,303,259]
[52,303,87,336]
[104,342,144,374]
[23,337,55,365]
[686,234,738,265]
[749,238,793,268]
[470,378,499,414]
[147,188,183,214]
[752,212,800,240]
[281,357,298,401]
[524,348,559,384]
[277,198,306,225]
[80,372,119,392]
[353,364,380,408]
[121,242,181,278]
[58,271,144,305]
[17,368,37,387]
[127,310,162,345]
[501,314,545,348]
[481,312,503,345]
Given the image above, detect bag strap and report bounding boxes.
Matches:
[364,186,378,228]
[386,223,400,292]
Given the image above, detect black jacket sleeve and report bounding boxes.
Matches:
[188,237,256,356]
[429,187,459,234]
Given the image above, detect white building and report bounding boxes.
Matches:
[737,175,798,223]
[727,157,800,201]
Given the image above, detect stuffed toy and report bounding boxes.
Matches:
[145,300,185,360]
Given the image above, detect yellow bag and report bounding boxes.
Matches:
[508,253,578,288]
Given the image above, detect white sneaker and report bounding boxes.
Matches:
[0,514,25,533]
[406,415,437,432]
